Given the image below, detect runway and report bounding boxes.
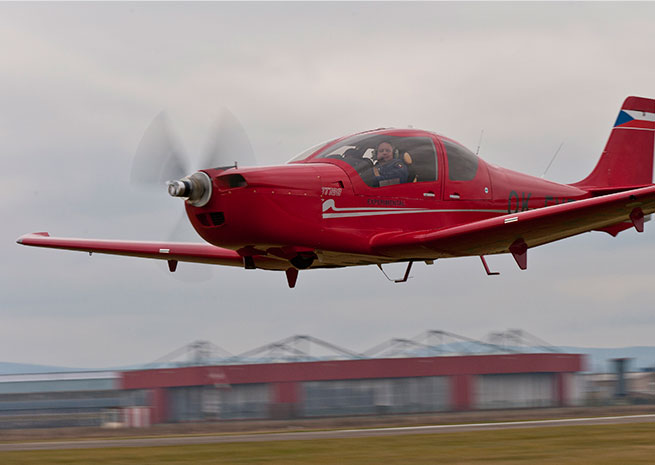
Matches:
[2,414,655,451]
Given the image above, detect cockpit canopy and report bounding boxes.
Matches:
[289,130,482,188]
[292,133,438,187]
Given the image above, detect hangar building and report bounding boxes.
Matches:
[0,371,121,429]
[0,331,586,427]
[122,352,585,423]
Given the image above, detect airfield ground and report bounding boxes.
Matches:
[2,404,654,443]
[2,422,655,464]
[1,405,655,464]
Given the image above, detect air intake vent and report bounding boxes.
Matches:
[228,174,247,188]
[196,214,211,227]
[216,174,248,189]
[209,212,225,226]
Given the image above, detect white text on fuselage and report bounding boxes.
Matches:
[322,187,342,196]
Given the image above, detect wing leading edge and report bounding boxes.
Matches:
[15,233,287,270]
[370,185,655,260]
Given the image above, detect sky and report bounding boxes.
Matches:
[3,2,655,368]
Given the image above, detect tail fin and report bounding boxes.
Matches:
[573,96,655,192]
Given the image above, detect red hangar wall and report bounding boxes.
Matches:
[121,353,585,423]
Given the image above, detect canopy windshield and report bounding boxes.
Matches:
[307,133,438,187]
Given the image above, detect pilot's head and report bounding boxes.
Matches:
[376,141,394,163]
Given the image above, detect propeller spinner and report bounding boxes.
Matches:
[167,171,212,207]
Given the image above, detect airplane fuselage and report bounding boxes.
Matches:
[186,129,590,269]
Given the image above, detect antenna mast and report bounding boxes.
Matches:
[542,142,564,178]
[475,129,484,156]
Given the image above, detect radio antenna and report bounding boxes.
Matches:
[541,142,564,178]
[475,129,484,156]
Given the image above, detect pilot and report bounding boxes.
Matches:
[374,141,408,186]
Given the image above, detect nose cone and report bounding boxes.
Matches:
[168,180,190,197]
[167,172,213,207]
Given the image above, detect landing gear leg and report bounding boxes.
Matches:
[377,261,414,283]
[480,256,499,275]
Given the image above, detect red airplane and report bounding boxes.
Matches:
[17,96,655,288]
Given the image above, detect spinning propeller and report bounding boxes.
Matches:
[130,109,256,280]
[131,109,256,195]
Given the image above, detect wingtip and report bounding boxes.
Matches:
[16,232,50,245]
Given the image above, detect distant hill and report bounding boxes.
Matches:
[0,362,81,375]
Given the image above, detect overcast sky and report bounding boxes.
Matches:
[3,2,655,368]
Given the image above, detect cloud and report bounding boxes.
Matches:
[4,2,655,367]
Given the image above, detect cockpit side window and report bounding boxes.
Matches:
[442,139,479,181]
[312,134,437,188]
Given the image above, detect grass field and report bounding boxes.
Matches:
[2,423,655,465]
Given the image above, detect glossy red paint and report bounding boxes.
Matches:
[17,96,655,286]
[188,131,589,260]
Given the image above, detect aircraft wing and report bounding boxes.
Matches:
[15,233,285,269]
[369,185,655,263]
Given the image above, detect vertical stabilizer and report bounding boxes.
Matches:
[574,96,655,190]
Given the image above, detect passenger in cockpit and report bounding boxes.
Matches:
[373,141,408,186]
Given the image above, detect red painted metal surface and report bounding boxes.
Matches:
[121,354,584,390]
[554,372,566,407]
[451,374,473,411]
[273,382,301,404]
[17,96,655,280]
[575,96,655,189]
[150,387,168,424]
[369,184,655,258]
